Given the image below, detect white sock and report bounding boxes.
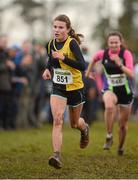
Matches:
[106,133,112,138]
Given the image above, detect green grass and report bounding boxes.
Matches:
[0,120,138,179]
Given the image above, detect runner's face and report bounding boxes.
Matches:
[108,35,121,53]
[53,20,69,42]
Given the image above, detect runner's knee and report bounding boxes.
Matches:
[105,106,114,113]
[53,112,64,126]
[119,124,127,132]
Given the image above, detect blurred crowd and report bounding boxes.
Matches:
[0,34,138,131]
[0,34,53,130]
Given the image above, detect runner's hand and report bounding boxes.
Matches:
[85,71,96,80]
[42,69,51,80]
[52,50,65,60]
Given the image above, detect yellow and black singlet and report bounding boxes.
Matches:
[46,36,85,91]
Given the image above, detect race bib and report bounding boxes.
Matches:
[53,68,73,84]
[107,74,126,86]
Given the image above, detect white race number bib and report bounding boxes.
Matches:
[107,74,126,86]
[53,68,73,84]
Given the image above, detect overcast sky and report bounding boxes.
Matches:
[0,0,123,53]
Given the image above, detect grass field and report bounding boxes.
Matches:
[0,120,138,179]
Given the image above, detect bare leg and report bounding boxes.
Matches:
[69,103,89,148]
[118,105,131,151]
[48,95,67,169]
[50,95,67,152]
[103,91,117,150]
[103,91,117,135]
[69,103,86,130]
